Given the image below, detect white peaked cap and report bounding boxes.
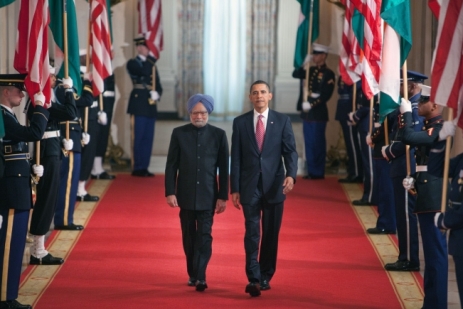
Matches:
[312,43,330,54]
[421,85,431,97]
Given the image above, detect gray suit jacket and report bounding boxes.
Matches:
[230,109,298,204]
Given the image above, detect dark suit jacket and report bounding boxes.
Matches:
[230,109,298,204]
[165,123,229,211]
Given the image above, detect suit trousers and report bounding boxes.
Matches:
[30,155,61,235]
[303,121,326,177]
[132,115,155,172]
[55,151,81,226]
[242,176,283,283]
[179,209,213,281]
[0,209,29,301]
[418,212,448,309]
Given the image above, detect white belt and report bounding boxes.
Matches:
[103,91,115,97]
[91,101,98,108]
[310,93,320,99]
[42,130,60,139]
[416,165,427,172]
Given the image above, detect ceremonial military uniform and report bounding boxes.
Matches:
[383,92,423,271]
[293,44,334,179]
[0,73,49,308]
[335,76,362,183]
[55,78,93,229]
[368,111,396,234]
[126,44,163,177]
[399,109,447,309]
[27,82,77,264]
[0,112,4,178]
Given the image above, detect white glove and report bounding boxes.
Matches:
[62,138,74,151]
[98,111,108,125]
[310,93,320,99]
[150,91,160,101]
[82,132,90,145]
[83,72,93,82]
[33,92,45,106]
[303,54,312,67]
[381,145,388,159]
[366,134,373,147]
[374,122,381,128]
[62,77,73,88]
[302,101,311,112]
[0,214,2,230]
[348,111,356,124]
[434,213,445,228]
[32,164,44,177]
[402,176,415,190]
[438,121,456,141]
[400,98,412,113]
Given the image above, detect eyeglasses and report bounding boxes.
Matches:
[191,111,208,116]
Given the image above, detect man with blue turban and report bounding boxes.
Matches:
[165,94,229,292]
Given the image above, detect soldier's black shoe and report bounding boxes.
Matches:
[302,174,324,180]
[54,223,84,231]
[366,227,395,235]
[30,253,64,265]
[260,279,271,290]
[76,194,99,202]
[245,282,261,297]
[0,299,32,309]
[384,260,420,271]
[131,169,155,177]
[338,176,363,183]
[352,199,373,206]
[187,278,196,286]
[195,280,208,292]
[90,171,116,180]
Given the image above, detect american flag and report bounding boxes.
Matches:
[14,0,51,107]
[430,0,463,128]
[90,0,113,96]
[339,0,361,85]
[138,0,163,59]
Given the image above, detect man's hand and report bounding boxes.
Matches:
[402,176,414,190]
[400,98,411,113]
[232,192,241,210]
[62,138,74,151]
[282,177,294,195]
[98,111,108,125]
[82,132,90,145]
[150,91,160,101]
[348,112,356,126]
[83,72,93,82]
[366,134,373,147]
[381,145,388,160]
[438,121,456,141]
[166,195,178,207]
[33,92,45,107]
[62,77,73,89]
[32,164,44,177]
[302,101,311,112]
[215,199,227,214]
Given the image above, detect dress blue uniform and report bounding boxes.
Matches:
[54,78,94,229]
[399,101,447,309]
[436,153,463,307]
[383,90,424,271]
[0,73,49,307]
[126,38,163,177]
[335,76,362,182]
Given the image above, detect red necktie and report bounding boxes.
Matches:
[256,114,265,152]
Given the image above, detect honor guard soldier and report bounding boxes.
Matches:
[399,85,455,309]
[54,74,94,230]
[127,35,163,177]
[0,112,4,179]
[382,71,427,272]
[293,43,334,180]
[26,67,77,265]
[0,73,50,309]
[336,76,363,183]
[91,73,116,180]
[366,109,396,234]
[435,149,463,307]
[349,86,377,206]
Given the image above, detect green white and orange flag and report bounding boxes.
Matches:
[49,0,82,95]
[379,0,412,121]
[293,0,319,68]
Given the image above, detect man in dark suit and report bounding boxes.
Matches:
[0,73,49,309]
[231,80,298,297]
[165,94,229,292]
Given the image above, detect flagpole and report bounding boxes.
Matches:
[303,0,315,101]
[352,83,356,112]
[83,0,92,136]
[369,97,374,135]
[402,62,416,196]
[63,0,70,146]
[441,108,453,213]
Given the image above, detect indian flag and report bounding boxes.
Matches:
[293,0,319,68]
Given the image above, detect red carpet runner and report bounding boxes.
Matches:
[29,175,406,308]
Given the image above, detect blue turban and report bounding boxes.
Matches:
[187,94,214,114]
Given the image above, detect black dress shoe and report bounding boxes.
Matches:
[90,171,116,180]
[54,223,84,231]
[352,199,373,206]
[384,260,420,271]
[366,227,395,235]
[338,176,363,183]
[245,282,261,297]
[76,194,99,202]
[131,169,155,177]
[30,253,64,265]
[187,278,196,286]
[195,280,208,292]
[303,174,325,180]
[260,279,271,291]
[0,300,32,309]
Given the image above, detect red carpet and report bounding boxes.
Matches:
[30,175,405,308]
